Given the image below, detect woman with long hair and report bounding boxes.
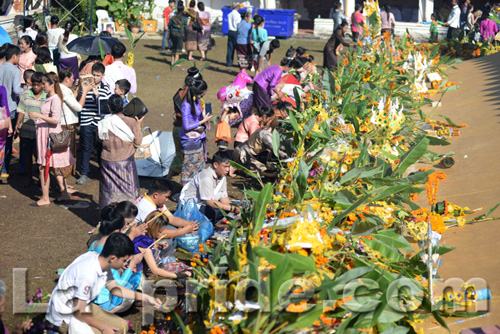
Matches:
[179,78,212,184]
[251,15,268,71]
[236,11,253,69]
[29,72,74,206]
[168,2,189,66]
[197,2,212,61]
[17,15,37,41]
[380,4,395,36]
[324,20,356,70]
[18,35,36,84]
[34,47,58,73]
[167,67,203,180]
[58,21,79,80]
[97,94,144,211]
[185,0,200,60]
[351,4,365,42]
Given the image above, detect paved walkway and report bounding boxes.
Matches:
[420,52,500,333]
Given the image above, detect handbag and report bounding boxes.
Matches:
[123,97,148,119]
[0,107,8,131]
[192,18,202,33]
[48,99,71,152]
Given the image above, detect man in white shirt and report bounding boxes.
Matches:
[445,0,461,40]
[135,178,198,231]
[46,233,161,334]
[104,43,137,95]
[226,2,241,67]
[47,16,65,65]
[181,151,240,222]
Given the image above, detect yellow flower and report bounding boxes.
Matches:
[362,70,372,82]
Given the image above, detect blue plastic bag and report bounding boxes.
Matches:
[174,198,214,243]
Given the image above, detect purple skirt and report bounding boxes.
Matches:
[59,56,79,80]
[99,154,140,212]
[252,82,272,108]
[0,128,7,165]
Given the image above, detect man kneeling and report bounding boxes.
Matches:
[46,233,161,334]
[181,151,240,222]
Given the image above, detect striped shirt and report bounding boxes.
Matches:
[18,89,47,139]
[80,82,112,127]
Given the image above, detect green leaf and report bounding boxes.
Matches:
[364,239,405,261]
[351,215,383,236]
[252,183,273,234]
[340,166,383,184]
[436,114,458,127]
[171,310,187,332]
[227,228,239,271]
[246,241,259,281]
[432,310,450,331]
[373,230,413,251]
[288,113,301,136]
[331,189,358,206]
[169,58,195,70]
[426,136,450,146]
[272,129,280,158]
[269,256,292,307]
[393,137,429,176]
[254,246,317,273]
[97,37,105,61]
[370,184,413,202]
[96,0,110,7]
[230,161,263,187]
[282,305,323,330]
[124,25,133,44]
[485,201,500,218]
[199,61,211,72]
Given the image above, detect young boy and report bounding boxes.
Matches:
[114,79,131,106]
[23,69,35,89]
[46,233,162,334]
[77,62,112,185]
[429,13,444,43]
[135,178,198,231]
[15,72,46,185]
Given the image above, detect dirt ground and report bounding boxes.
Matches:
[0,36,326,329]
[1,35,499,333]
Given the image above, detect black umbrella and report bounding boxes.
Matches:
[66,36,123,56]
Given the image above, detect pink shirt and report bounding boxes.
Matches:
[380,12,395,30]
[18,49,36,84]
[480,19,498,42]
[103,60,137,95]
[235,114,260,143]
[351,13,365,33]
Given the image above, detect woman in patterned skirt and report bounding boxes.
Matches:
[179,78,212,184]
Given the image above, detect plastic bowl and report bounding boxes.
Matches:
[176,233,200,252]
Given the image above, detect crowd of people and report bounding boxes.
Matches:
[0,5,328,332]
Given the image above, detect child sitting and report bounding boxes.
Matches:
[215,106,240,151]
[114,78,131,106]
[133,211,192,279]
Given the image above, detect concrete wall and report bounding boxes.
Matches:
[313,18,448,43]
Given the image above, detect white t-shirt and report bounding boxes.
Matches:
[228,10,242,32]
[47,27,65,49]
[46,252,111,327]
[58,33,78,59]
[135,195,172,224]
[17,28,38,42]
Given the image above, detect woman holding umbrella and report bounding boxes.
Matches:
[29,72,74,206]
[58,21,79,80]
